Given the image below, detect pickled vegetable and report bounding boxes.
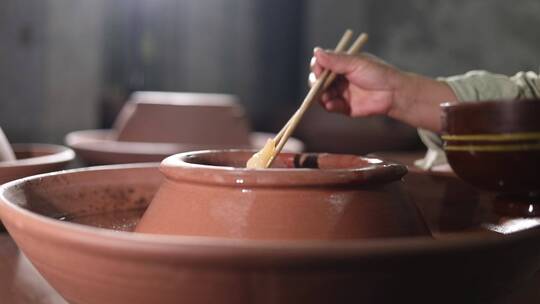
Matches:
[246,138,275,169]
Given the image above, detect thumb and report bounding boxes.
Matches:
[314,48,362,75]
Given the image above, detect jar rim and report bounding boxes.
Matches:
[159,149,407,187]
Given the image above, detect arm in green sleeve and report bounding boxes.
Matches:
[444,70,540,101]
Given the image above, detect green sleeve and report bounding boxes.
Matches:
[416,70,540,169]
[444,70,540,101]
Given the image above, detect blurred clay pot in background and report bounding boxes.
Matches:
[441,99,540,195]
[0,143,74,229]
[66,92,304,165]
[0,143,74,185]
[114,91,251,145]
[136,150,430,240]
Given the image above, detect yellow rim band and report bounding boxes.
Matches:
[445,143,540,152]
[442,132,540,142]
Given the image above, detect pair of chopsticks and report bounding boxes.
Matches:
[265,29,368,167]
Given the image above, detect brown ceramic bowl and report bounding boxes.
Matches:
[136,150,428,239]
[0,143,75,184]
[441,99,540,194]
[2,164,540,303]
[65,130,304,165]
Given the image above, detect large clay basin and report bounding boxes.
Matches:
[1,165,540,303]
[136,150,429,239]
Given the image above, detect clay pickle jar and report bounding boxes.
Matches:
[136,150,431,240]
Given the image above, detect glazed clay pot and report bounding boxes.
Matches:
[441,99,540,194]
[136,150,430,239]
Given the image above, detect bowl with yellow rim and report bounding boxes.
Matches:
[441,99,540,195]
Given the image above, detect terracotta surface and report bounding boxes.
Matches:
[137,150,429,239]
[115,92,251,145]
[441,99,540,195]
[0,144,75,185]
[66,130,304,165]
[2,162,540,303]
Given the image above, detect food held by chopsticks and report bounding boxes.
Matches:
[246,29,368,169]
[246,138,275,169]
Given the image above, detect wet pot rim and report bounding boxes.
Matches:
[159,149,408,187]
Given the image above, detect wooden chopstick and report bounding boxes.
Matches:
[273,29,354,145]
[266,32,368,168]
[323,33,368,90]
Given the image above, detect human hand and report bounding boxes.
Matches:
[310,48,407,117]
[309,48,457,132]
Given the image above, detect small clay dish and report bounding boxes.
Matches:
[441,99,540,194]
[135,150,430,239]
[0,143,75,184]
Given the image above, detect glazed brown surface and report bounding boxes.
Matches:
[445,150,540,193]
[442,99,540,134]
[3,161,540,303]
[441,99,540,194]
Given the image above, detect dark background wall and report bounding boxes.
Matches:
[1,0,539,153]
[0,0,104,143]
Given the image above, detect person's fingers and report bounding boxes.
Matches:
[310,55,316,69]
[332,75,348,93]
[310,55,323,78]
[325,84,341,100]
[322,98,350,115]
[320,92,334,104]
[319,88,337,106]
[308,72,317,87]
[319,78,344,104]
[310,66,348,91]
[309,55,323,87]
[314,48,363,75]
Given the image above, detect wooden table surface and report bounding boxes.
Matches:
[1,151,540,303]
